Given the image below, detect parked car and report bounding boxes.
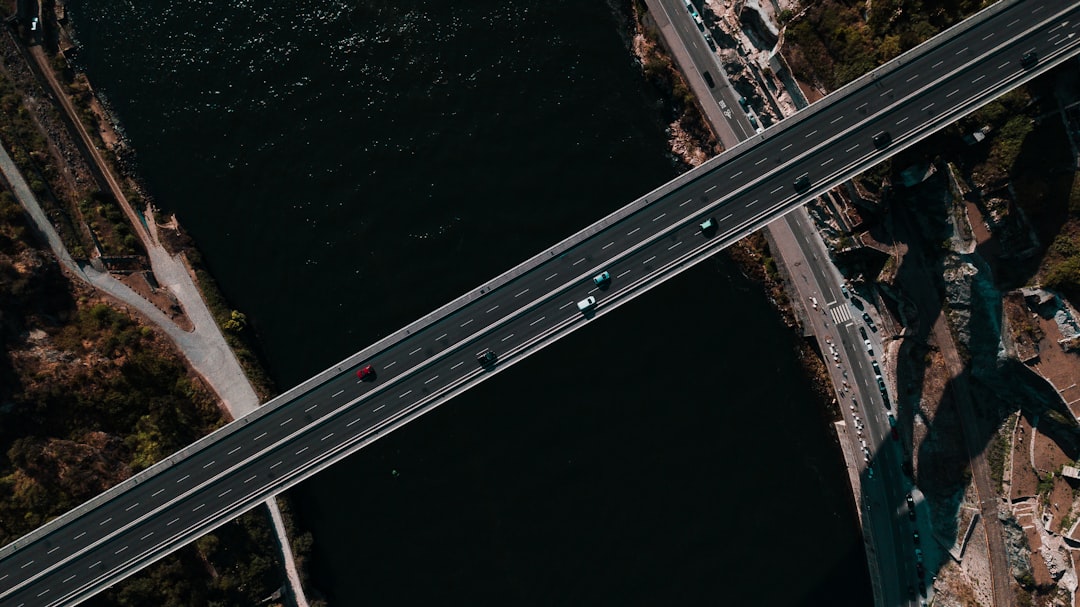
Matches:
[863,312,877,331]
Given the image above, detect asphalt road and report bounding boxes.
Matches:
[3,1,1079,604]
[779,208,923,606]
[661,0,758,141]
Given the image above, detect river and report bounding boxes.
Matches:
[65,0,871,603]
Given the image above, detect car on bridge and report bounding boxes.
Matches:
[356,365,376,381]
[873,131,892,150]
[699,217,716,235]
[477,351,497,368]
[794,174,811,194]
[593,271,611,287]
[577,296,596,313]
[1021,50,1039,69]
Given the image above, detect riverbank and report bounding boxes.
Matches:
[0,5,317,605]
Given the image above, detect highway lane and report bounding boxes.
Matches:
[3,1,1079,604]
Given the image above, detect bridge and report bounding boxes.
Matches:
[3,0,1079,604]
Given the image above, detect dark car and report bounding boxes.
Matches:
[851,296,864,310]
[702,70,715,89]
[862,312,877,331]
[357,364,376,381]
[872,360,882,376]
[704,33,717,51]
[477,351,497,368]
[873,131,892,150]
[891,426,900,441]
[915,562,925,577]
[877,376,887,393]
[859,326,869,340]
[793,175,811,194]
[1021,51,1038,69]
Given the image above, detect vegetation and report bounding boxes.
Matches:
[0,193,284,605]
[783,0,985,91]
[631,0,718,154]
[987,414,1015,491]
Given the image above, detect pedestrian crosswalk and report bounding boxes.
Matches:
[830,303,853,325]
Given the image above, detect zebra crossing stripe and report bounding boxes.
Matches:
[830,304,852,325]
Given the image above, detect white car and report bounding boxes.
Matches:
[577,296,596,312]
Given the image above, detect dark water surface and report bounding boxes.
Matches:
[66,0,871,603]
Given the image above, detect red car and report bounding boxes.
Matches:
[356,365,376,381]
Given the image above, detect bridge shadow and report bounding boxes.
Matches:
[849,90,1080,601]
